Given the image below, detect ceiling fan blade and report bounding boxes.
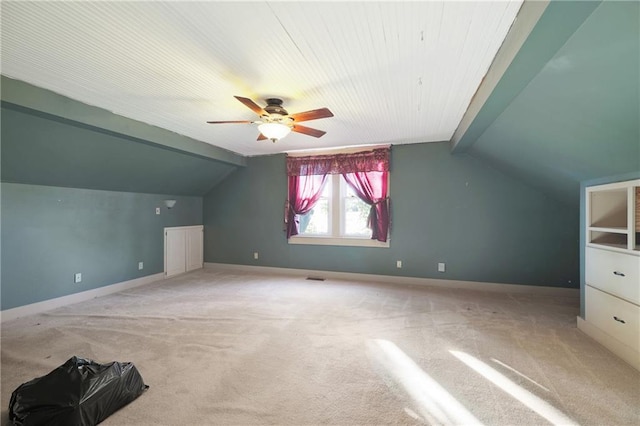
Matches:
[290,108,334,122]
[292,124,326,138]
[206,120,252,124]
[234,96,267,116]
[257,133,268,141]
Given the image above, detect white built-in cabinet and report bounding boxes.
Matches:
[164,225,203,278]
[579,179,640,370]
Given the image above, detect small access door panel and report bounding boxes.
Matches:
[164,225,203,277]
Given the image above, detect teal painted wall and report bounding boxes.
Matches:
[204,142,579,287]
[1,183,202,310]
[465,0,639,206]
[1,76,246,167]
[0,86,230,311]
[1,103,237,196]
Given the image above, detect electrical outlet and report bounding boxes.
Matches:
[438,262,446,272]
[138,262,144,270]
[74,273,82,283]
[396,260,402,268]
[156,207,160,215]
[253,252,259,260]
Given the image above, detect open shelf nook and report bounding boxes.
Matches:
[586,180,639,253]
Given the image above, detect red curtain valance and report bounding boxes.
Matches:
[286,147,390,176]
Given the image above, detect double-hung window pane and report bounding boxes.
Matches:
[298,182,330,235]
[299,176,371,238]
[341,180,370,237]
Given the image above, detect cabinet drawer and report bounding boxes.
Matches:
[586,286,640,352]
[586,247,640,305]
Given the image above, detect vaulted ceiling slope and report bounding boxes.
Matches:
[1,0,522,156]
[1,77,243,196]
[456,0,639,206]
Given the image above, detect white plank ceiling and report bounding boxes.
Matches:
[1,1,522,157]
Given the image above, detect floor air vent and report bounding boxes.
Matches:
[306,277,326,281]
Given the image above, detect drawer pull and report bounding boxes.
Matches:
[613,316,626,324]
[613,271,625,277]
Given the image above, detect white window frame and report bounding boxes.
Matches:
[289,174,390,248]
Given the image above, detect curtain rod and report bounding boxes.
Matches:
[285,144,391,158]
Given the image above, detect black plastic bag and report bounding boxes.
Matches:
[9,356,148,426]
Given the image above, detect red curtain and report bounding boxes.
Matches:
[286,174,328,238]
[342,171,389,242]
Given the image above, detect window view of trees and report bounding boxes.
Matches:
[299,200,329,234]
[299,177,370,237]
[299,182,329,234]
[343,185,369,236]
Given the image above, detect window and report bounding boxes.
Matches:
[341,178,371,237]
[297,175,381,237]
[298,182,330,235]
[286,148,390,248]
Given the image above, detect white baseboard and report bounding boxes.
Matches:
[577,316,640,371]
[1,273,164,323]
[204,263,579,296]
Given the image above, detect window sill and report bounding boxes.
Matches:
[288,236,389,248]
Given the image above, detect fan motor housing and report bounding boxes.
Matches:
[264,98,288,116]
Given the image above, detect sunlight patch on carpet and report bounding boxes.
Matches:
[367,339,483,425]
[490,358,550,392]
[451,351,577,426]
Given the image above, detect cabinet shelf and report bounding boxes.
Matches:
[589,226,628,234]
[589,230,627,248]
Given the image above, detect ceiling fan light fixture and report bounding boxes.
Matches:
[208,96,332,142]
[258,122,291,142]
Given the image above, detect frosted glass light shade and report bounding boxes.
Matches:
[258,122,291,141]
[164,199,177,209]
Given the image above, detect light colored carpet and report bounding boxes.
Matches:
[1,269,638,425]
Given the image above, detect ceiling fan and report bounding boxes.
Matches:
[207,96,334,142]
